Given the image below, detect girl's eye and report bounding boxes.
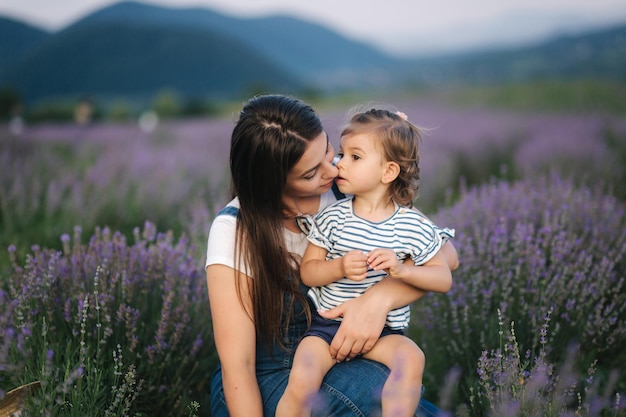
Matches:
[337,153,344,159]
[352,154,360,161]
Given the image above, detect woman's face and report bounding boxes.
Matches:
[283,131,338,198]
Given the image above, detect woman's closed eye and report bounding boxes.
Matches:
[303,170,317,181]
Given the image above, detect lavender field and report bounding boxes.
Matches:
[1,96,625,416]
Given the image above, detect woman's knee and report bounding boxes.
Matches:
[319,358,389,415]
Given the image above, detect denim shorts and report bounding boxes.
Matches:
[305,310,404,345]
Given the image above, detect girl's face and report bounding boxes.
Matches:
[283,131,337,198]
[335,132,386,196]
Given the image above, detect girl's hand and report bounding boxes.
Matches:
[367,249,403,277]
[341,250,368,281]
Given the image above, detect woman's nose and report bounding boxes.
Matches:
[321,159,338,179]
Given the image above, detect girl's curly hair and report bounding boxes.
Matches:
[340,107,422,206]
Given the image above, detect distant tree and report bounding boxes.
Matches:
[241,83,274,100]
[107,100,135,122]
[299,87,323,103]
[0,88,22,121]
[26,100,75,122]
[152,89,182,119]
[181,98,220,117]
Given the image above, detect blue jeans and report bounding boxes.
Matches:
[209,289,440,416]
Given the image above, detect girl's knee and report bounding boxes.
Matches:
[392,342,425,378]
[285,368,322,401]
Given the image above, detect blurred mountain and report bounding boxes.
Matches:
[69,1,397,80]
[0,0,624,105]
[0,21,303,102]
[401,23,626,86]
[0,17,49,64]
[395,10,626,56]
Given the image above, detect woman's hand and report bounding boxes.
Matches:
[317,290,389,362]
[318,257,429,362]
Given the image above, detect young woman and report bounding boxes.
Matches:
[205,95,458,416]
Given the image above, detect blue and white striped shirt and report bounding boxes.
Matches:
[299,197,454,330]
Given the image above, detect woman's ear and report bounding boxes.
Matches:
[382,161,400,184]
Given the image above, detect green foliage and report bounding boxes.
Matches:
[603,124,626,200]
[106,100,136,122]
[450,79,626,115]
[181,99,220,118]
[152,89,183,120]
[25,99,76,122]
[0,88,22,120]
[0,128,220,268]
[414,176,626,415]
[2,97,625,416]
[1,223,215,416]
[470,311,622,417]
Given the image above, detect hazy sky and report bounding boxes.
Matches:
[2,0,626,55]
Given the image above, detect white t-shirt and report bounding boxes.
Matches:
[205,190,338,276]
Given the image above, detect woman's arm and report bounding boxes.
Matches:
[441,240,459,271]
[206,264,263,417]
[413,207,459,272]
[319,240,458,362]
[318,273,427,362]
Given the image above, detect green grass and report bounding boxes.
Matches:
[447,78,626,115]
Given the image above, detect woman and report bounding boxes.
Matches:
[205,94,458,416]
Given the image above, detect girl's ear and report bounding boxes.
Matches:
[382,161,400,184]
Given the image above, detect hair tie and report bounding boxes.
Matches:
[395,111,408,121]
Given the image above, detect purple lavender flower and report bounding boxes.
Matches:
[0,221,214,415]
[415,173,625,414]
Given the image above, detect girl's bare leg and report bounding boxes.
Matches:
[363,335,425,417]
[276,336,336,417]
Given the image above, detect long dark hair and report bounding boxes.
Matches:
[229,94,322,349]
